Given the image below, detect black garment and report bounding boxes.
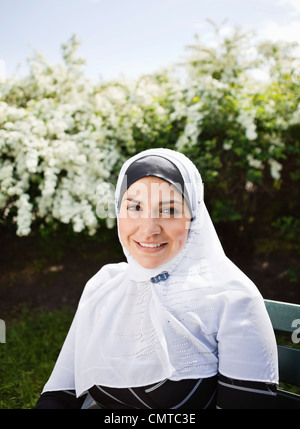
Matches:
[35,374,277,409]
[35,390,86,409]
[217,374,277,409]
[89,376,217,409]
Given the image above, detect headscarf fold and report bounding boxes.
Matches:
[43,148,278,397]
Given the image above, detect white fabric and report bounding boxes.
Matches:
[43,148,278,397]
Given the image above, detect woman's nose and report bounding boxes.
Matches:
[138,215,161,236]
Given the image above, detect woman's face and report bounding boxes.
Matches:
[119,176,191,269]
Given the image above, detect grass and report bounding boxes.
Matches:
[0,308,74,409]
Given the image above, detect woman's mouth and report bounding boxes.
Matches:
[134,241,167,252]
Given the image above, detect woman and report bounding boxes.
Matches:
[36,148,278,409]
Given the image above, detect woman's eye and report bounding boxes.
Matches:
[161,207,177,215]
[128,204,142,212]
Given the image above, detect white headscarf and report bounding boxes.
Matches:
[43,148,278,397]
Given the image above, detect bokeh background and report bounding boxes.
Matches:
[0,0,299,408]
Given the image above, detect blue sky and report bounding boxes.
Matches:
[1,0,300,82]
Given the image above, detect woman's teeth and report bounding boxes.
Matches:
[139,242,164,248]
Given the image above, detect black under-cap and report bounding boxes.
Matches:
[118,155,191,213]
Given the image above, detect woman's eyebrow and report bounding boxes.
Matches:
[125,197,142,204]
[125,198,183,205]
[159,199,183,206]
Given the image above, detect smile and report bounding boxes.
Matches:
[139,242,164,248]
[134,241,167,252]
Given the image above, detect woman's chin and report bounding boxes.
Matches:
[137,259,163,269]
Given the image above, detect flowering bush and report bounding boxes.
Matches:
[0,36,174,235]
[173,29,299,259]
[0,30,299,255]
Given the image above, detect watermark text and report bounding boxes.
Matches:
[292,319,300,344]
[0,319,6,343]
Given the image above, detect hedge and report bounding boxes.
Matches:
[0,30,299,268]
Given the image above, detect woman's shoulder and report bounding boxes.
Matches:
[87,261,128,285]
[80,261,128,299]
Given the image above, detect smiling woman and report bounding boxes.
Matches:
[118,176,191,269]
[36,148,279,409]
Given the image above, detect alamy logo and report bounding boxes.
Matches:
[0,319,6,343]
[292,319,300,344]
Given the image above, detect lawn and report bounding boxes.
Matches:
[0,308,74,409]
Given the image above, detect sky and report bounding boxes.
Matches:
[0,0,300,83]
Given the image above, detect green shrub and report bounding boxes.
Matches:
[0,29,299,263]
[0,308,74,409]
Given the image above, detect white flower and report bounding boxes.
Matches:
[72,215,85,233]
[245,124,258,141]
[247,154,263,169]
[237,109,258,141]
[25,148,39,173]
[15,194,33,236]
[223,141,233,150]
[269,158,283,180]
